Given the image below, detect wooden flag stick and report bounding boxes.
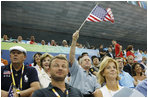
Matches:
[78,3,99,31]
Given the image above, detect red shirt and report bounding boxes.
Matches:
[126,51,135,58]
[115,43,123,57]
[30,41,35,44]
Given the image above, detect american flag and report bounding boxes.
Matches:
[86,5,114,23]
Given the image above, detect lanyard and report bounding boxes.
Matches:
[52,88,68,97]
[10,63,24,90]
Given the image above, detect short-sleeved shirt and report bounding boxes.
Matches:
[32,83,83,97]
[115,43,123,57]
[1,64,39,91]
[119,71,135,88]
[69,59,101,94]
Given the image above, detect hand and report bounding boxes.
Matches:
[72,30,79,41]
[13,92,19,97]
[1,90,8,97]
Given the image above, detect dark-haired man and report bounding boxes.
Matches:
[89,56,100,76]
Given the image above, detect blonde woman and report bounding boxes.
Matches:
[37,53,53,88]
[94,56,123,97]
[40,53,53,76]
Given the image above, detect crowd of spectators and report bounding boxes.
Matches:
[1,33,147,97]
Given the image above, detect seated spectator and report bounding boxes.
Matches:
[29,52,42,67]
[50,40,56,46]
[2,34,9,42]
[41,40,46,45]
[94,57,123,97]
[78,44,83,48]
[126,45,135,58]
[31,52,51,88]
[32,55,83,97]
[40,53,53,75]
[143,50,147,58]
[27,36,36,45]
[140,56,147,70]
[135,49,143,63]
[132,63,146,86]
[106,47,115,58]
[39,53,53,88]
[123,55,134,76]
[69,30,100,97]
[115,57,135,88]
[89,56,100,76]
[62,40,68,47]
[1,46,40,97]
[17,36,25,44]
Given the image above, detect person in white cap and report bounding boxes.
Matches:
[1,46,40,97]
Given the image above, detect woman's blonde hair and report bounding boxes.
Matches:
[97,56,120,85]
[40,53,53,68]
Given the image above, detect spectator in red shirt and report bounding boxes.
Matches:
[28,36,36,44]
[112,40,123,57]
[126,45,135,58]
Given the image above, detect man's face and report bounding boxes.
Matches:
[116,58,123,71]
[112,41,116,45]
[18,36,22,41]
[41,40,45,45]
[81,56,91,69]
[108,47,112,52]
[49,58,68,81]
[10,50,26,64]
[127,56,134,65]
[93,58,99,66]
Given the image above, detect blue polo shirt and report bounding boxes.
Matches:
[1,64,39,91]
[119,71,135,88]
[69,59,101,94]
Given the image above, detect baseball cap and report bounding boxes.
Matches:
[9,46,27,55]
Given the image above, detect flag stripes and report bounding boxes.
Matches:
[86,5,114,23]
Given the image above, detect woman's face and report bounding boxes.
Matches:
[42,57,50,71]
[134,64,142,73]
[103,61,118,79]
[34,54,41,64]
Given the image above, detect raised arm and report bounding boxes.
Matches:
[69,30,79,66]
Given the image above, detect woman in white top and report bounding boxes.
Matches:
[39,53,53,88]
[94,56,123,97]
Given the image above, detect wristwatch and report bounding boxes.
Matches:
[16,89,21,97]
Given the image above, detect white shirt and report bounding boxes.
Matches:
[33,65,51,88]
[100,84,123,97]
